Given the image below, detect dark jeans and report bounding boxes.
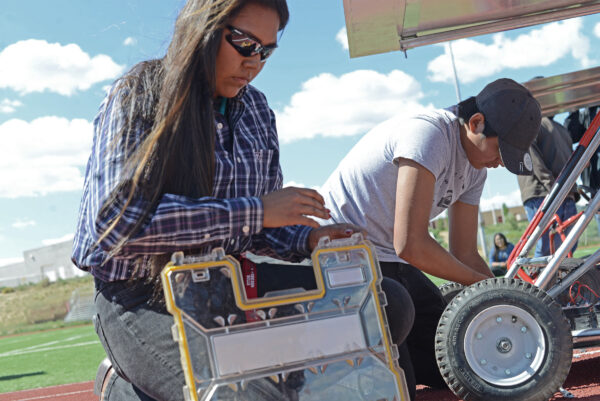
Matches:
[95,263,416,400]
[524,197,578,257]
[379,262,448,391]
[94,278,184,401]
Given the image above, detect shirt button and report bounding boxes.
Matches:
[236,157,242,163]
[217,122,223,130]
[242,225,250,234]
[230,239,235,245]
[204,233,210,240]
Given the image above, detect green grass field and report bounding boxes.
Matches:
[0,324,105,393]
[0,276,94,336]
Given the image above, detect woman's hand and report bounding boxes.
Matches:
[261,187,330,229]
[308,223,366,251]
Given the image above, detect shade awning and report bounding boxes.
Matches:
[343,0,600,58]
[523,66,600,117]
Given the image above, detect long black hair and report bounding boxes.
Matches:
[491,232,509,261]
[96,0,289,272]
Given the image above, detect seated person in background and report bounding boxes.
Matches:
[318,78,541,398]
[517,115,578,257]
[488,233,514,276]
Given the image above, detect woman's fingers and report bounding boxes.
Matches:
[261,187,330,228]
[294,187,325,205]
[307,223,366,250]
[288,187,328,215]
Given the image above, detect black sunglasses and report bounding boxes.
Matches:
[225,25,277,62]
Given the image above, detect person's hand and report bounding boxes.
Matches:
[261,187,330,229]
[308,223,366,251]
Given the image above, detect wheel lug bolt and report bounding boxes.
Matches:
[480,359,487,365]
[496,317,502,323]
[525,353,532,359]
[505,369,511,376]
[521,326,527,333]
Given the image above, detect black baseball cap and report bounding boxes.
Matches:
[476,78,541,175]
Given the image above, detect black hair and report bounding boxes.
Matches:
[457,96,498,137]
[95,0,290,292]
[492,233,509,261]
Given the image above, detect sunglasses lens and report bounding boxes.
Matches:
[227,27,277,61]
[260,47,275,60]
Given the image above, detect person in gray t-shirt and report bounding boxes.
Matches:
[319,78,541,397]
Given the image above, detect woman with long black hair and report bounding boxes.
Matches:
[488,232,515,276]
[71,1,382,399]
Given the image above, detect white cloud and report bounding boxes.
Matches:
[480,189,522,211]
[123,37,137,46]
[0,39,125,96]
[42,233,74,246]
[595,22,600,38]
[336,27,349,50]
[12,219,36,229]
[0,257,24,267]
[275,70,429,143]
[0,116,93,198]
[428,18,591,84]
[0,99,23,114]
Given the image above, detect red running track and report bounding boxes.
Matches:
[1,349,599,401]
[0,382,95,401]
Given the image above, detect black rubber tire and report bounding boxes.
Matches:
[438,282,464,304]
[435,278,572,401]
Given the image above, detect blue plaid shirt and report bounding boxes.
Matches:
[72,83,311,282]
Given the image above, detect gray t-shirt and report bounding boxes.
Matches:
[320,107,487,262]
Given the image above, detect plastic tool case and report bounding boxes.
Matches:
[161,234,409,401]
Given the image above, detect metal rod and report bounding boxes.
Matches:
[448,41,461,102]
[400,4,600,51]
[572,330,600,346]
[506,124,600,279]
[538,190,600,290]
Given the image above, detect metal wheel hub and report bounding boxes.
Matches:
[463,304,546,386]
[496,337,512,353]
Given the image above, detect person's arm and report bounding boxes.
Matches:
[448,201,495,277]
[392,159,492,286]
[88,87,290,258]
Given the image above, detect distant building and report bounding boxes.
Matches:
[480,205,526,226]
[0,240,85,288]
[429,205,526,231]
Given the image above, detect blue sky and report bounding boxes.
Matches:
[1,0,600,265]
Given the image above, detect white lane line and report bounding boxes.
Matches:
[0,341,100,358]
[23,334,94,351]
[1,333,96,354]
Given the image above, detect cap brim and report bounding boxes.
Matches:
[498,137,533,176]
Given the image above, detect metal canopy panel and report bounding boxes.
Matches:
[523,67,600,117]
[343,0,600,57]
